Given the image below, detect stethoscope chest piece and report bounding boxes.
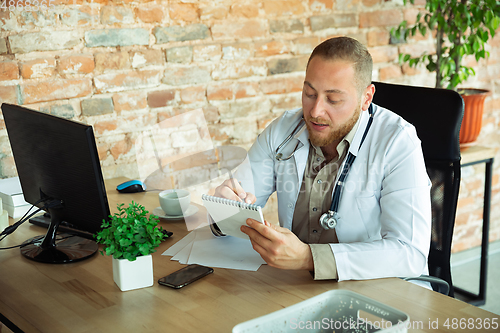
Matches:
[319,210,339,230]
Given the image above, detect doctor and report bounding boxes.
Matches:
[215,37,431,281]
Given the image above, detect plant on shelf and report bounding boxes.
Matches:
[391,0,500,143]
[96,201,167,291]
[392,0,500,90]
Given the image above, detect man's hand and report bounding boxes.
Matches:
[241,219,314,271]
[214,178,256,204]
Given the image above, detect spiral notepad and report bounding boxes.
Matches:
[202,194,264,239]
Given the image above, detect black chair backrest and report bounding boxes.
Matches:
[372,81,464,296]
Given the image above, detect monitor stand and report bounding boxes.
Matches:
[20,205,98,263]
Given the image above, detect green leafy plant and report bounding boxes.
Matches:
[392,0,500,90]
[96,202,166,261]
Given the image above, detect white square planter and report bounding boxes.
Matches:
[112,254,154,291]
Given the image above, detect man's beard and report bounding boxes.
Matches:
[306,105,361,147]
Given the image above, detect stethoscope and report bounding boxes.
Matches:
[275,104,374,230]
[275,119,306,161]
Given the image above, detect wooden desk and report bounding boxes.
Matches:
[456,145,496,306]
[1,178,499,333]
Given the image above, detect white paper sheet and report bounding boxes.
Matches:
[171,241,194,264]
[162,231,196,257]
[162,226,265,271]
[188,236,265,271]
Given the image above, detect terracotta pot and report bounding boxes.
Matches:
[458,88,490,145]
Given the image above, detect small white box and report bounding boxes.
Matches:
[0,177,28,206]
[3,203,32,219]
[0,177,31,218]
[233,290,409,333]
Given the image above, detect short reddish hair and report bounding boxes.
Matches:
[308,37,373,95]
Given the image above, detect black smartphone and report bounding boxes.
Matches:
[158,264,214,289]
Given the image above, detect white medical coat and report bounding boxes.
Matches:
[238,104,432,281]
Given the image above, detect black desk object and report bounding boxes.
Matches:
[454,145,495,306]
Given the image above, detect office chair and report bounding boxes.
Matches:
[372,81,464,296]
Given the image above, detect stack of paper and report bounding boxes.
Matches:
[162,226,266,271]
[0,177,31,218]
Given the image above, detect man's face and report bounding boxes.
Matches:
[302,57,370,148]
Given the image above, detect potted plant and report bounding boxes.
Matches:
[392,0,500,144]
[96,201,167,291]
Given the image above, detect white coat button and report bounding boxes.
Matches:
[288,203,293,208]
[317,179,322,184]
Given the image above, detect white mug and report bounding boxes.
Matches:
[159,189,190,216]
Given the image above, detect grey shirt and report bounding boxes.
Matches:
[292,117,360,279]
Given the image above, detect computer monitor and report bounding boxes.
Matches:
[1,103,110,264]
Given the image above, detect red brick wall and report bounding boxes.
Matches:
[0,0,498,252]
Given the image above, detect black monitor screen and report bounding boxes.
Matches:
[2,103,110,263]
